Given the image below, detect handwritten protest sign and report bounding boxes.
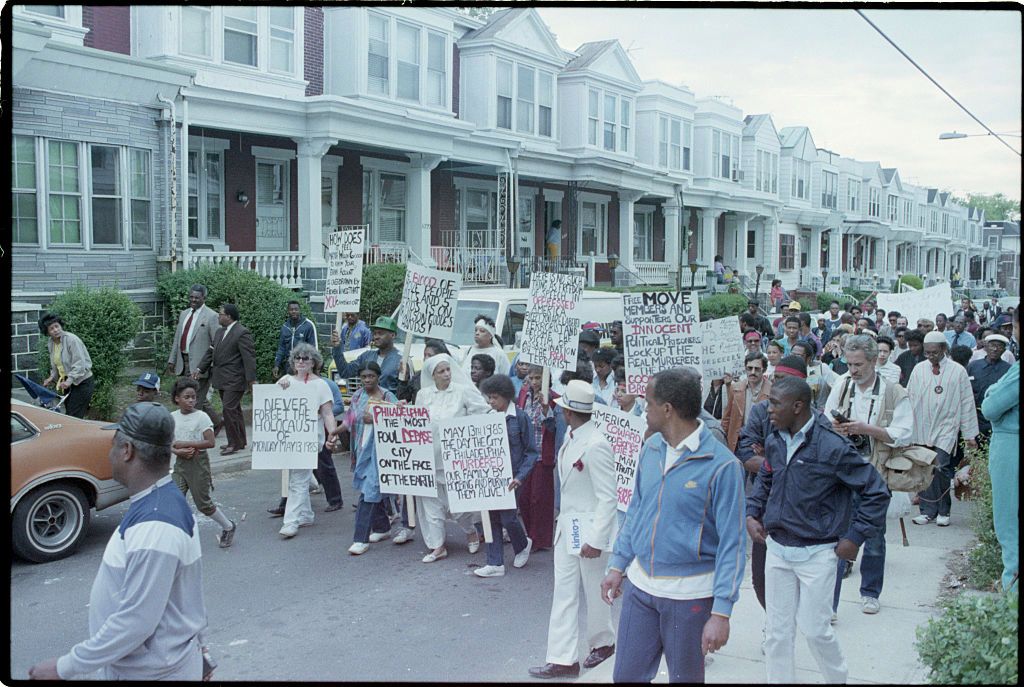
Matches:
[877,282,956,328]
[623,291,702,395]
[592,405,647,512]
[397,264,462,340]
[700,316,745,382]
[437,414,517,513]
[250,384,320,470]
[519,272,585,370]
[324,226,365,313]
[372,404,437,498]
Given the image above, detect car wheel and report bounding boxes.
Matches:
[12,483,91,563]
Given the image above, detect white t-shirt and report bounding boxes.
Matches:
[171,409,214,445]
[288,374,335,446]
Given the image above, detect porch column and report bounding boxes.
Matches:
[407,154,446,267]
[761,214,779,277]
[735,215,750,279]
[617,190,645,283]
[808,227,823,284]
[700,208,723,267]
[881,237,889,279]
[663,199,681,280]
[828,228,842,287]
[295,138,335,268]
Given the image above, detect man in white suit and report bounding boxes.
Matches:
[165,284,222,430]
[529,380,618,679]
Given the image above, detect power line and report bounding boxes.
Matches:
[855,9,1021,158]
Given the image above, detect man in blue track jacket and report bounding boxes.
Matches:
[601,367,747,683]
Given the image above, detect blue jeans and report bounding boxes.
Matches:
[352,495,390,544]
[612,581,713,683]
[833,493,887,608]
[918,448,953,518]
[485,509,528,566]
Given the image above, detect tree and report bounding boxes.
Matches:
[458,6,499,21]
[951,192,1021,221]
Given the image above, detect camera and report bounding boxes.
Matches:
[830,410,869,452]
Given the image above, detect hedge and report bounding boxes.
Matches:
[899,274,925,291]
[35,285,142,420]
[360,263,407,323]
[916,590,1017,684]
[964,438,1004,590]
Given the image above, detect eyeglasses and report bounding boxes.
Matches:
[745,366,764,372]
[294,355,311,361]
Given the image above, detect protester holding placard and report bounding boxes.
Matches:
[415,354,491,563]
[273,343,339,539]
[344,361,399,555]
[462,316,510,377]
[516,365,566,552]
[473,375,539,578]
[331,316,402,394]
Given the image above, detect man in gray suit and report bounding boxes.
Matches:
[166,284,222,432]
[196,303,257,455]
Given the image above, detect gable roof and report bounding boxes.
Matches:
[778,126,817,158]
[459,8,566,63]
[743,114,779,139]
[882,168,896,184]
[563,39,643,88]
[939,191,950,206]
[927,188,939,204]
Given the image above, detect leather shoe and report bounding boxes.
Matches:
[583,645,615,669]
[528,662,580,679]
[267,505,285,518]
[220,446,239,456]
[324,503,344,512]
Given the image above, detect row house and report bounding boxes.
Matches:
[10,4,1002,326]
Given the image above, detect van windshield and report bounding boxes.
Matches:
[394,300,500,347]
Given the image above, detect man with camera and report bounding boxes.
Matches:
[823,335,913,617]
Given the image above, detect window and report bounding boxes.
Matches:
[758,151,779,193]
[603,94,617,151]
[269,7,294,74]
[223,6,258,67]
[587,89,599,146]
[633,210,653,261]
[90,146,121,246]
[659,116,684,170]
[683,122,693,171]
[181,6,212,58]
[930,210,938,232]
[779,234,796,270]
[918,204,927,228]
[463,189,495,249]
[426,33,446,107]
[901,199,912,226]
[713,130,740,180]
[188,151,224,241]
[130,150,152,247]
[496,59,513,130]
[620,98,631,152]
[367,14,389,95]
[868,188,881,218]
[790,158,809,199]
[395,23,420,101]
[26,5,64,18]
[48,141,81,245]
[942,214,949,235]
[12,136,37,244]
[747,229,757,259]
[538,72,553,137]
[578,200,608,256]
[887,194,898,222]
[821,171,837,209]
[516,65,534,134]
[362,171,406,243]
[847,179,860,212]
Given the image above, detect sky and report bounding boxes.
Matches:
[535,7,1022,200]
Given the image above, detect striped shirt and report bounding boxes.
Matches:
[57,475,207,680]
[907,356,979,454]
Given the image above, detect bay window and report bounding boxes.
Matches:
[603,94,617,151]
[868,188,881,217]
[790,158,810,199]
[756,150,778,192]
[12,135,38,244]
[620,98,631,151]
[496,59,554,136]
[269,7,295,74]
[821,171,837,209]
[712,130,740,180]
[538,72,553,137]
[396,23,420,101]
[496,60,513,130]
[367,13,390,95]
[178,7,299,76]
[587,89,599,145]
[887,194,898,222]
[848,179,860,212]
[223,6,258,67]
[426,33,446,107]
[516,65,535,133]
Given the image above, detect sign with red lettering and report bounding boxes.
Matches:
[324,226,366,313]
[519,272,585,371]
[437,414,517,513]
[592,405,647,512]
[397,264,463,339]
[623,291,702,395]
[372,404,438,497]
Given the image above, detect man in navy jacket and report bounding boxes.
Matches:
[746,376,889,684]
[272,301,318,378]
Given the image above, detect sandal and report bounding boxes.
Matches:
[422,548,448,563]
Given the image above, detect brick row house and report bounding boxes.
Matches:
[9,6,1006,376]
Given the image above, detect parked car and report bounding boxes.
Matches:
[10,399,129,563]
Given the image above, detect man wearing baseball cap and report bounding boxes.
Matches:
[332,315,402,394]
[29,403,212,681]
[133,372,160,403]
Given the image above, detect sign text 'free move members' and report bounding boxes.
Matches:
[623,291,702,395]
[372,404,438,497]
[437,414,517,513]
[397,264,463,340]
[250,383,320,470]
[519,272,584,370]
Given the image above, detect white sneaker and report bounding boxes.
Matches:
[468,538,481,554]
[279,525,298,538]
[513,537,533,568]
[393,528,414,545]
[348,542,369,555]
[473,564,506,578]
[861,597,880,614]
[936,515,951,527]
[912,514,934,526]
[369,530,392,543]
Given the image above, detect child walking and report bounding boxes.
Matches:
[170,377,237,548]
[474,375,539,577]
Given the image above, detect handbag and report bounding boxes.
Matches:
[881,444,937,493]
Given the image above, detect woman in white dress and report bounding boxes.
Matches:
[461,316,510,377]
[415,353,492,563]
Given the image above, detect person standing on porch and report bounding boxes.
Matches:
[166,284,222,434]
[546,219,562,260]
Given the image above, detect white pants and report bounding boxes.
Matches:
[764,544,848,684]
[282,469,314,529]
[416,471,478,550]
[545,543,615,665]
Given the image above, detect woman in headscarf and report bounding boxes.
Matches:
[416,353,492,563]
[515,364,566,552]
[344,361,398,554]
[461,315,510,377]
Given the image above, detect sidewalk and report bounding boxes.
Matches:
[577,498,974,684]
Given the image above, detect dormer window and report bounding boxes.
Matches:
[269,7,295,73]
[659,116,692,172]
[496,59,554,138]
[790,158,810,198]
[887,194,898,222]
[821,171,837,209]
[176,7,300,77]
[756,150,778,193]
[848,180,861,212]
[586,89,631,152]
[366,13,449,109]
[368,14,390,95]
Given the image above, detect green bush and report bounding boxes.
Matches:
[35,285,142,420]
[697,294,749,321]
[842,287,874,303]
[360,263,407,323]
[964,438,1004,590]
[899,274,925,291]
[915,590,1018,684]
[156,264,312,383]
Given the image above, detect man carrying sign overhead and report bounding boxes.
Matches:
[331,316,402,394]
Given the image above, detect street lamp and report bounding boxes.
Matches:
[938,131,1021,140]
[688,262,699,289]
[754,264,765,298]
[607,253,619,287]
[895,270,902,292]
[506,254,521,288]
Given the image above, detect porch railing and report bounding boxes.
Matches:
[188,251,304,289]
[431,245,507,285]
[632,261,671,286]
[364,242,411,265]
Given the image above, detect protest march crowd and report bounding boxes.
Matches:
[28,261,1020,683]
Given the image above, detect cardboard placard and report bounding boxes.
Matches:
[371,404,438,497]
[592,405,647,512]
[519,272,585,371]
[623,291,702,395]
[324,226,366,313]
[437,414,517,513]
[250,384,320,470]
[700,316,746,382]
[397,264,463,339]
[877,283,956,328]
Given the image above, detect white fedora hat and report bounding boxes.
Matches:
[554,379,595,414]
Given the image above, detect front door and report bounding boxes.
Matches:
[256,160,288,251]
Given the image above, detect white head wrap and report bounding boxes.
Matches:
[420,353,474,394]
